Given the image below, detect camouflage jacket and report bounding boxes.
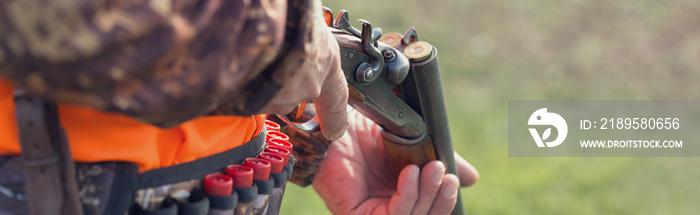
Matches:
[0,0,321,127]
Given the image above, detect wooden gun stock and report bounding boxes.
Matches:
[382,134,437,177]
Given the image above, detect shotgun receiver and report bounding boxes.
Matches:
[273,8,464,215]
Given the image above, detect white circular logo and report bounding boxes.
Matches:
[528,108,568,147]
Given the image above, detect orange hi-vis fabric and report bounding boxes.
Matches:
[0,79,263,172]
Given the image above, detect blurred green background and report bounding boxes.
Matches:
[282,0,700,214]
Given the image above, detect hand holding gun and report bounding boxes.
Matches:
[273,7,474,215]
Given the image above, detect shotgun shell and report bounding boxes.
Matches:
[379,32,403,48]
[267,138,293,151]
[264,146,291,166]
[404,41,433,61]
[264,120,281,132]
[258,152,285,174]
[203,173,233,196]
[244,158,271,181]
[226,164,254,188]
[266,131,289,142]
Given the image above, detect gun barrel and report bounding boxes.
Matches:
[410,46,464,215]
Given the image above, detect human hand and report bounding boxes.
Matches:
[259,15,348,141]
[312,110,479,215]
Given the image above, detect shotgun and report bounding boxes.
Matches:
[273,8,464,215]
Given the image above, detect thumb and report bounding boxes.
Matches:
[455,152,479,187]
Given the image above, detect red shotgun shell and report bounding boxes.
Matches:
[203,173,233,196]
[264,146,291,166]
[244,158,271,181]
[225,164,254,188]
[266,131,289,142]
[267,138,293,151]
[264,120,281,132]
[258,152,285,174]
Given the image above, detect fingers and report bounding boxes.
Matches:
[427,174,460,215]
[410,161,446,215]
[314,81,347,140]
[260,21,347,140]
[313,30,348,140]
[389,162,462,215]
[387,165,420,215]
[454,152,479,187]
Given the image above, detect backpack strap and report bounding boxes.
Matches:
[14,91,83,215]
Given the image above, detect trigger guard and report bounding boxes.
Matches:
[277,114,321,133]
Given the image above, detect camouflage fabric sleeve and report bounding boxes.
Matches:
[0,0,319,127]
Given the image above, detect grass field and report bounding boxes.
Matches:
[281,1,700,214]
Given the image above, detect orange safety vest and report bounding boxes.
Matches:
[0,78,264,173]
